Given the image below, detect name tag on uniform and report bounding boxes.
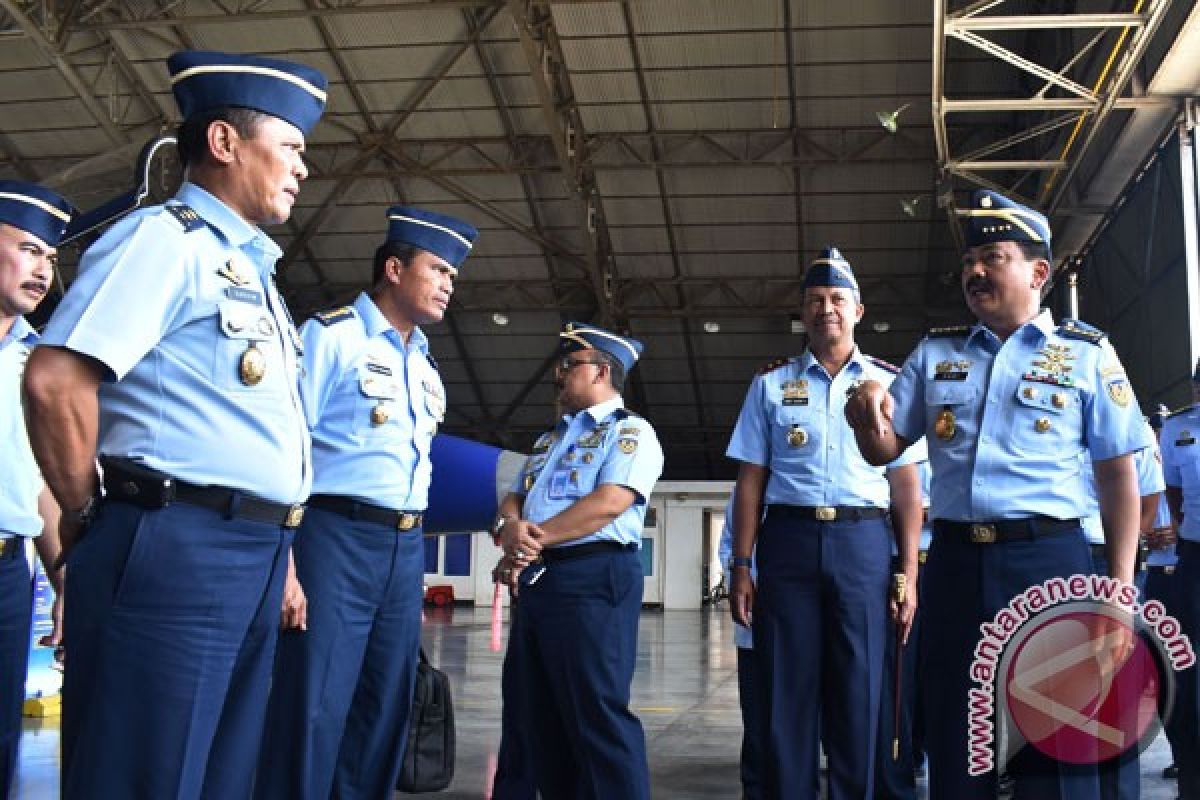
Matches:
[224,287,263,305]
[366,362,392,376]
[548,469,574,499]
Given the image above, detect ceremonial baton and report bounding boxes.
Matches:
[892,572,907,761]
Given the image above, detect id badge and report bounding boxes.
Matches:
[548,469,572,499]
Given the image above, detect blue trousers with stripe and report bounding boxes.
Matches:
[752,509,891,800]
[255,507,424,800]
[61,501,292,800]
[512,548,648,800]
[0,545,31,800]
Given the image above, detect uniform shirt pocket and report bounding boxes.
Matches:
[353,367,402,438]
[1011,381,1077,454]
[771,405,815,459]
[213,301,280,391]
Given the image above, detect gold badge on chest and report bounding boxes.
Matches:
[934,408,956,441]
[787,425,808,447]
[239,342,266,386]
[371,402,390,426]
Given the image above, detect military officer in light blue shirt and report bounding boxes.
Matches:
[494,322,664,800]
[727,247,926,800]
[0,181,71,800]
[256,206,477,799]
[23,50,326,799]
[1159,368,1200,800]
[846,189,1144,800]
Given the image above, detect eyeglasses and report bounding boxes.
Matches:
[555,356,605,373]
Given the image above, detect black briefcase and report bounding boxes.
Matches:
[397,649,455,793]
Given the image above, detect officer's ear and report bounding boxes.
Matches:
[1030,257,1050,291]
[206,120,240,167]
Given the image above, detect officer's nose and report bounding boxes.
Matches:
[295,154,309,181]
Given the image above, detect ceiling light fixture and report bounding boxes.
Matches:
[901,196,921,217]
[491,312,509,326]
[703,321,720,334]
[872,321,891,333]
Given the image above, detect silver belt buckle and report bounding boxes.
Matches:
[970,523,997,544]
[815,506,837,522]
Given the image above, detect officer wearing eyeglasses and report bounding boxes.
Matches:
[493,321,664,800]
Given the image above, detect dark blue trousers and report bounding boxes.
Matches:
[1089,551,1142,800]
[255,507,424,800]
[1171,541,1200,800]
[492,598,538,800]
[874,559,925,800]
[921,526,1099,800]
[737,646,764,800]
[752,509,890,800]
[61,501,292,800]
[512,547,648,800]
[1143,565,1183,772]
[0,544,31,800]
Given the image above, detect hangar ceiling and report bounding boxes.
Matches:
[1,0,1196,478]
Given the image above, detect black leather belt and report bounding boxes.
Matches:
[768,505,887,522]
[934,517,1080,544]
[1147,564,1176,576]
[0,538,20,560]
[102,459,304,529]
[308,494,423,531]
[1177,539,1200,556]
[540,541,636,564]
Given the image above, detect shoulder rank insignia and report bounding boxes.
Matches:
[426,353,439,371]
[866,355,900,375]
[163,203,204,232]
[1057,318,1106,345]
[312,306,354,326]
[927,324,970,339]
[758,357,792,375]
[1167,404,1198,419]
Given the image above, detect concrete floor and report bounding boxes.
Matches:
[16,607,1184,798]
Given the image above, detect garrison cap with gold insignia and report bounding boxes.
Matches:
[802,245,859,299]
[960,189,1052,260]
[386,205,479,270]
[560,321,643,374]
[0,180,73,246]
[168,50,328,134]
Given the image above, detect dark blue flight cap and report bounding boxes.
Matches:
[386,206,479,270]
[0,180,73,246]
[802,246,859,298]
[168,50,328,134]
[962,189,1052,260]
[559,321,644,374]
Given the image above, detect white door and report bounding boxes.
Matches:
[640,499,665,605]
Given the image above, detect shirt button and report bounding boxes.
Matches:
[975,479,983,486]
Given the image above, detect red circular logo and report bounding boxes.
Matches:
[1003,607,1162,765]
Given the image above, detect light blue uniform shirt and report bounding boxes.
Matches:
[1081,421,1164,544]
[41,182,310,504]
[889,311,1144,521]
[1147,491,1176,567]
[726,348,926,508]
[302,292,444,511]
[0,317,43,537]
[718,497,755,649]
[1160,406,1200,542]
[514,395,664,548]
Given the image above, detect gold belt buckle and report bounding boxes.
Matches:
[397,512,418,531]
[1164,565,1176,576]
[0,538,12,557]
[815,506,837,522]
[970,523,997,544]
[918,550,928,565]
[284,505,305,528]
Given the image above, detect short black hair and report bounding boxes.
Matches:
[176,107,271,169]
[1016,240,1051,264]
[596,349,626,392]
[372,241,419,286]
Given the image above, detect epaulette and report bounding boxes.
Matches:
[312,306,354,326]
[927,325,970,338]
[612,408,643,421]
[163,203,204,232]
[866,355,900,375]
[758,357,792,375]
[426,353,439,371]
[1167,404,1197,419]
[1057,318,1106,345]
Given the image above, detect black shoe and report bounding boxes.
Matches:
[1164,763,1179,779]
